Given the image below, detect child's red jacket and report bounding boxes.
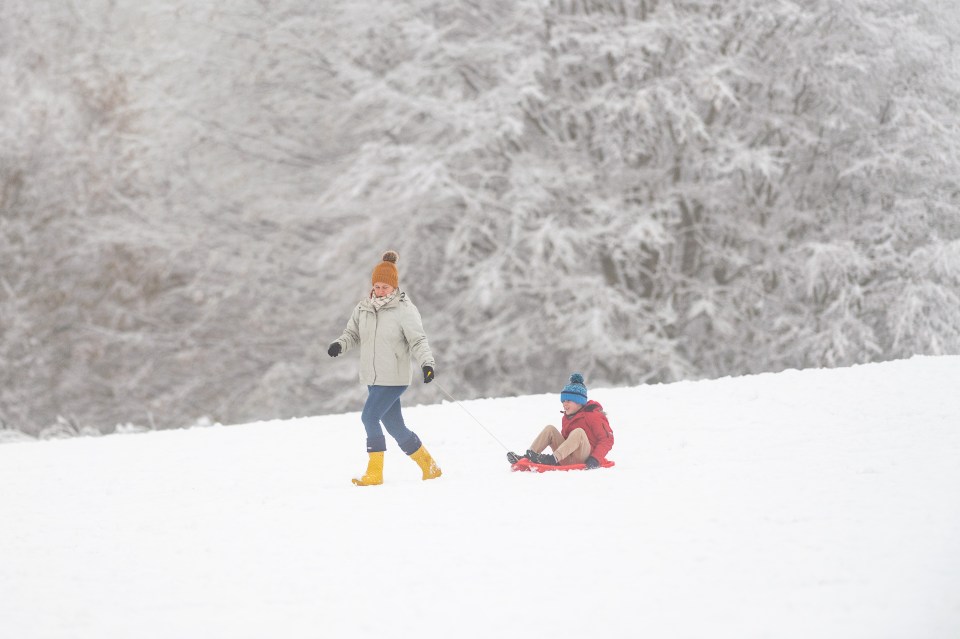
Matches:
[561,400,614,461]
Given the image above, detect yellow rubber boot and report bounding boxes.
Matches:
[409,445,442,480]
[352,452,384,486]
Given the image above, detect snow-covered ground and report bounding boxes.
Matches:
[2,356,959,639]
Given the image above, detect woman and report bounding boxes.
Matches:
[328,250,441,486]
[507,373,614,468]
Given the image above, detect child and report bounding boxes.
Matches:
[507,373,614,468]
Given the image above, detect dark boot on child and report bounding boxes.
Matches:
[506,451,527,464]
[534,452,558,466]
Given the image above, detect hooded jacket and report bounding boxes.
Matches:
[561,400,614,461]
[334,290,435,386]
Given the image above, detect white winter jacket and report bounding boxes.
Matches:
[334,290,435,386]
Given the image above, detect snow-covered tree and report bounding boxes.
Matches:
[2,0,958,433]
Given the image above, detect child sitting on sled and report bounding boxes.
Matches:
[507,373,614,469]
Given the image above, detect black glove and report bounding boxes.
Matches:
[327,342,342,358]
[585,456,600,470]
[422,365,435,384]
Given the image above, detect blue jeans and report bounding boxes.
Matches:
[360,385,421,454]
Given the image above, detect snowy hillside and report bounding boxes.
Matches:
[2,356,959,639]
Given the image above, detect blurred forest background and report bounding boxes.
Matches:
[2,0,959,437]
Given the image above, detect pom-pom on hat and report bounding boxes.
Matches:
[560,372,588,405]
[371,250,400,289]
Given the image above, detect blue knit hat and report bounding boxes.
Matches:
[560,373,588,405]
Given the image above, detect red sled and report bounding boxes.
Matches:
[511,458,615,473]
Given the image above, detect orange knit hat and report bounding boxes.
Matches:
[371,250,399,288]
